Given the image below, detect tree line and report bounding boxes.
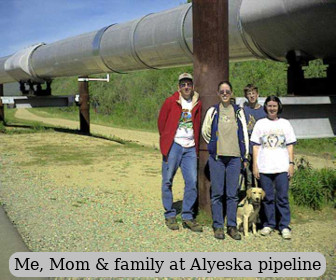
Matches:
[51,59,325,130]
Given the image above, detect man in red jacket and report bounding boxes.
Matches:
[158,73,202,232]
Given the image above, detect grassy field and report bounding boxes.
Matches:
[0,108,335,278]
[2,107,335,212]
[8,106,335,160]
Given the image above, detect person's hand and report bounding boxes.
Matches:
[253,165,260,179]
[243,161,248,169]
[288,164,294,179]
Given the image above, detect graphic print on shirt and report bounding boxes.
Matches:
[220,113,231,123]
[247,114,256,132]
[178,109,193,133]
[261,131,286,149]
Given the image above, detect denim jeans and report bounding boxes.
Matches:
[259,172,290,231]
[208,156,241,228]
[161,142,197,220]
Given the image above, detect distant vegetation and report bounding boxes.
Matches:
[48,59,325,131]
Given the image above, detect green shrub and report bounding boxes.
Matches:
[290,158,336,210]
[0,122,6,133]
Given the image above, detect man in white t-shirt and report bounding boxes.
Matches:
[158,73,202,232]
[251,95,296,239]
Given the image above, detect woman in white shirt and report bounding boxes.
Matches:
[250,95,296,239]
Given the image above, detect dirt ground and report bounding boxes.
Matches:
[12,109,178,204]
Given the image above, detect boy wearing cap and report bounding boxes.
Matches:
[158,73,202,232]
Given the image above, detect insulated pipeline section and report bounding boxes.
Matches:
[0,1,335,84]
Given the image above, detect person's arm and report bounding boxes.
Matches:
[287,144,294,178]
[201,107,215,144]
[238,108,249,168]
[250,120,261,178]
[252,145,260,179]
[157,99,170,135]
[285,120,296,179]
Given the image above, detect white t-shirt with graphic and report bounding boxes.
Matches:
[250,118,296,174]
[174,98,195,148]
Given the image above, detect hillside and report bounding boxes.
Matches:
[48,59,325,131]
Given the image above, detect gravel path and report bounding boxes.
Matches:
[0,110,334,279]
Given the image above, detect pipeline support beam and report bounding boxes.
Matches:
[193,0,229,213]
[78,77,90,135]
[0,84,4,123]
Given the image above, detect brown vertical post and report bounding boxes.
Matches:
[287,62,304,95]
[0,84,4,123]
[78,77,90,134]
[193,0,229,213]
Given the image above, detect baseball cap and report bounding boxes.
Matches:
[178,73,193,82]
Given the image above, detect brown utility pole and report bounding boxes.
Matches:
[0,84,4,123]
[193,0,229,213]
[78,77,90,134]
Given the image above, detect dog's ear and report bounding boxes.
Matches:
[261,189,266,200]
[246,189,252,199]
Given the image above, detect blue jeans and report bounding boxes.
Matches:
[260,172,290,231]
[208,156,241,228]
[161,142,197,220]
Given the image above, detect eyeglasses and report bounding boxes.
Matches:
[219,89,232,95]
[179,82,193,88]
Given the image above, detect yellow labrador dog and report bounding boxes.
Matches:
[237,187,265,237]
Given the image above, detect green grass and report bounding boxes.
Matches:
[290,200,335,224]
[15,106,336,160]
[0,108,51,134]
[21,144,99,166]
[27,106,79,121]
[296,138,336,159]
[1,108,150,147]
[26,106,158,132]
[2,106,335,160]
[16,136,155,168]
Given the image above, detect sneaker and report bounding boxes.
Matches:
[227,226,241,240]
[213,227,225,240]
[165,217,179,230]
[182,219,203,232]
[260,227,273,236]
[281,228,292,240]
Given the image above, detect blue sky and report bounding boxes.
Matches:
[0,0,187,57]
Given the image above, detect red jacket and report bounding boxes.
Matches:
[158,91,202,157]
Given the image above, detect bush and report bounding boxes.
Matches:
[290,158,336,210]
[0,122,6,133]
